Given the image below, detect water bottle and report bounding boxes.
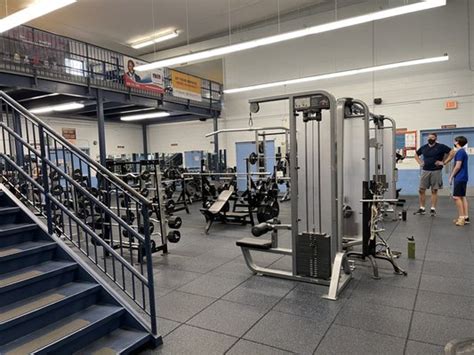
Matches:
[407,236,415,259]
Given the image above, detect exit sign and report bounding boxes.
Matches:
[445,100,458,110]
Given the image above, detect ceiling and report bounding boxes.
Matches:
[0,0,329,57]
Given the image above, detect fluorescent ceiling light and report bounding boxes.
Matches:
[224,55,449,94]
[120,112,171,121]
[136,0,446,71]
[30,102,84,114]
[131,30,179,49]
[0,0,77,34]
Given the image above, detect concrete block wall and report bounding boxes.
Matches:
[39,117,144,160]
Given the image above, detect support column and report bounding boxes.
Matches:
[96,89,106,166]
[142,124,148,157]
[213,115,220,172]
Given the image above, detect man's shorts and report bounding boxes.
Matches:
[453,181,467,197]
[420,170,443,190]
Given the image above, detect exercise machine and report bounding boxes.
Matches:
[236,91,353,300]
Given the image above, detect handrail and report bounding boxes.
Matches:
[0,90,158,335]
[0,91,151,206]
[0,122,146,243]
[0,154,149,286]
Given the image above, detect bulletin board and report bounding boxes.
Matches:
[396,130,417,157]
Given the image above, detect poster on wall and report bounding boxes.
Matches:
[123,56,164,94]
[62,128,77,144]
[171,70,202,102]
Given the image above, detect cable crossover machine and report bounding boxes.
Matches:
[236,90,353,300]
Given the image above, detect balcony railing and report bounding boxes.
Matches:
[0,25,222,110]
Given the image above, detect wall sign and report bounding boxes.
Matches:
[123,56,164,94]
[171,70,202,102]
[62,128,76,144]
[444,100,458,110]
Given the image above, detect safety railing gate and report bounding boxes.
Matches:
[0,91,157,335]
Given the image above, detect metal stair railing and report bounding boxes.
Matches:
[0,91,157,335]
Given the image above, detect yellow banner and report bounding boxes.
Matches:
[171,70,202,101]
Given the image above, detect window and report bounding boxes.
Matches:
[65,58,84,76]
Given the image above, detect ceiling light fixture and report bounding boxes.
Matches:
[131,30,179,49]
[30,102,84,114]
[136,0,445,71]
[224,55,449,94]
[120,111,171,121]
[0,0,77,34]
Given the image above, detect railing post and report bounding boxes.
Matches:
[38,125,53,234]
[12,111,24,168]
[141,203,157,335]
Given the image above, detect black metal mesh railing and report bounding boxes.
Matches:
[0,25,222,109]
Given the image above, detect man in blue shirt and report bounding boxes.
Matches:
[444,136,469,226]
[414,133,453,216]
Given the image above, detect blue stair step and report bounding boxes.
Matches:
[0,304,125,354]
[0,223,38,247]
[0,282,101,345]
[0,222,37,236]
[74,327,151,355]
[0,260,78,306]
[0,240,57,274]
[0,206,20,216]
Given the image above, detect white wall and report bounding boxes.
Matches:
[143,0,474,167]
[147,119,215,154]
[40,117,144,160]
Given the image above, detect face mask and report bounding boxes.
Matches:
[428,139,436,145]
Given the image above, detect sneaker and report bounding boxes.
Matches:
[465,217,470,224]
[414,208,426,215]
[455,218,465,226]
[430,208,436,216]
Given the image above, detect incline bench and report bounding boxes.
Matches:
[200,186,254,234]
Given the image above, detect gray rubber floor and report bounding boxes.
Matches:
[142,196,474,355]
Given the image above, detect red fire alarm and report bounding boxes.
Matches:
[445,100,458,110]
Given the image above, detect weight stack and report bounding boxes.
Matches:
[295,233,331,279]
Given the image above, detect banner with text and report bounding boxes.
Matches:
[171,70,202,102]
[123,56,164,94]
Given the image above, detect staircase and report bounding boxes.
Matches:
[0,186,153,354]
[0,90,160,352]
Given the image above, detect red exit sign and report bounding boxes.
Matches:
[445,100,458,110]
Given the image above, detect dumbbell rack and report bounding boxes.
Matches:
[76,159,183,263]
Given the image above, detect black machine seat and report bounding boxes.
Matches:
[236,238,272,250]
[224,211,250,217]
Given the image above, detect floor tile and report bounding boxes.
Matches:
[156,290,215,322]
[315,324,405,355]
[226,339,292,355]
[409,311,474,346]
[335,299,412,338]
[419,274,474,297]
[422,260,474,280]
[244,311,328,354]
[153,268,203,290]
[157,317,181,337]
[144,325,237,355]
[274,288,344,322]
[349,280,417,310]
[187,300,265,337]
[415,290,474,320]
[405,340,444,355]
[178,274,246,298]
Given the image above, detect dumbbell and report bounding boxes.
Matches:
[167,215,182,229]
[167,230,181,243]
